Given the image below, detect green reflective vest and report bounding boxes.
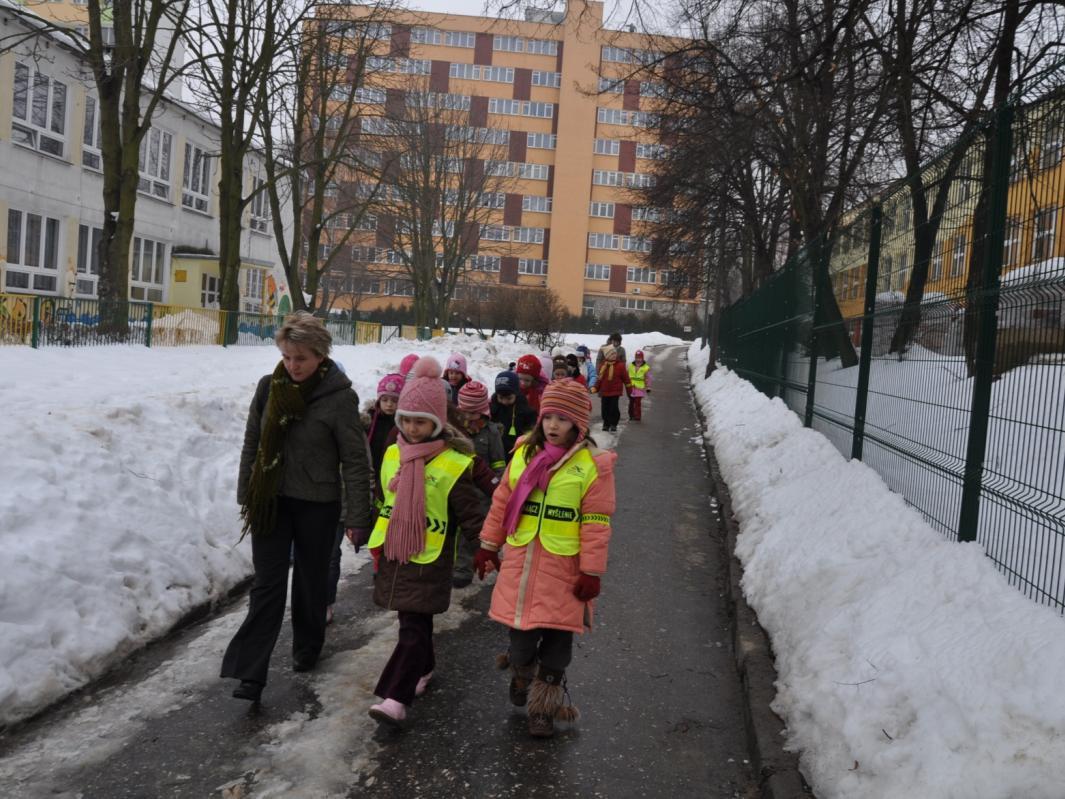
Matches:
[368,445,473,564]
[506,445,599,556]
[628,362,650,389]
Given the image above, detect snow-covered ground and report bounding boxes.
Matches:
[688,341,1065,799]
[0,331,680,727]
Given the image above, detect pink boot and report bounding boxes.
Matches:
[369,698,407,726]
[415,671,433,697]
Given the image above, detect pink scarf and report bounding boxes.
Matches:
[502,442,568,536]
[385,436,448,563]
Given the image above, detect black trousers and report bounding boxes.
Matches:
[375,612,435,705]
[327,523,345,606]
[508,627,574,672]
[221,496,340,685]
[600,395,621,428]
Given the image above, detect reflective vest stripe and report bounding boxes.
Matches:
[368,445,473,564]
[505,446,599,556]
[628,363,650,389]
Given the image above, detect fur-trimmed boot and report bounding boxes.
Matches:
[495,651,535,707]
[526,666,579,738]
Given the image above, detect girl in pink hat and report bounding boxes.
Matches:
[444,352,470,404]
[362,356,486,727]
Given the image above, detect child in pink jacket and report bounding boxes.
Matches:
[473,379,617,738]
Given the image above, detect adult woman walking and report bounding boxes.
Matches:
[222,311,373,702]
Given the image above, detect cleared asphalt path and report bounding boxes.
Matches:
[0,344,755,798]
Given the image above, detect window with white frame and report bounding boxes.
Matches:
[445,30,476,48]
[594,138,620,155]
[598,77,624,93]
[597,107,626,125]
[526,38,558,55]
[589,201,615,218]
[950,236,967,277]
[355,214,377,231]
[632,206,661,222]
[494,35,525,52]
[523,195,552,213]
[1033,207,1057,261]
[11,62,67,158]
[588,232,619,249]
[524,101,554,118]
[82,94,102,170]
[627,172,655,188]
[878,255,893,291]
[489,97,521,116]
[636,142,667,159]
[251,177,271,232]
[532,70,561,87]
[138,128,173,200]
[76,223,102,297]
[518,258,548,275]
[513,226,545,244]
[1040,121,1062,170]
[385,278,415,296]
[450,62,480,80]
[353,86,386,103]
[241,267,264,311]
[130,236,167,302]
[478,192,506,208]
[528,132,556,149]
[602,46,633,63]
[483,66,514,83]
[396,58,432,75]
[470,255,501,272]
[630,111,657,127]
[619,298,651,311]
[640,81,665,97]
[585,263,611,280]
[481,225,510,241]
[411,26,441,44]
[621,235,651,252]
[485,159,513,176]
[593,169,624,186]
[930,242,944,281]
[201,273,220,308]
[1003,217,1021,267]
[894,252,910,291]
[5,209,61,293]
[182,142,212,213]
[518,162,549,180]
[627,266,656,283]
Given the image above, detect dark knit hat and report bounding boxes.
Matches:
[539,378,592,437]
[494,370,520,395]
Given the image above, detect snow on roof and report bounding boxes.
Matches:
[1001,257,1065,285]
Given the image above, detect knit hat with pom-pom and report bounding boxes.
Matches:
[397,356,448,436]
[399,353,420,380]
[539,378,593,438]
[457,381,491,416]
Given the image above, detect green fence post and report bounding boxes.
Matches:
[31,296,41,348]
[957,103,1014,543]
[144,303,153,347]
[851,206,883,460]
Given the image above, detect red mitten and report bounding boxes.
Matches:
[573,573,601,601]
[474,547,501,579]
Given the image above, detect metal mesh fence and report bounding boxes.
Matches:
[719,81,1065,611]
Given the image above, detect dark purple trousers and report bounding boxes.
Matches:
[374,612,435,705]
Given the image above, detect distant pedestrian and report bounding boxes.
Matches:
[366,356,486,726]
[595,333,627,372]
[491,370,536,460]
[575,345,596,389]
[626,351,652,422]
[222,311,373,703]
[444,353,470,404]
[515,354,545,413]
[590,345,630,432]
[474,379,617,738]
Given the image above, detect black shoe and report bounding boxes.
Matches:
[293,654,318,673]
[452,574,472,589]
[232,680,263,702]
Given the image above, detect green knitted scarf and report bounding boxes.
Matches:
[240,359,330,538]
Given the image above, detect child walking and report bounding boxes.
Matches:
[491,371,536,460]
[626,350,652,421]
[473,379,617,738]
[590,345,630,432]
[364,356,486,726]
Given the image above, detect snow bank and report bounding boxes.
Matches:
[687,341,1065,799]
[0,334,533,726]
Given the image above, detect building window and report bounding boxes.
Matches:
[588,232,620,250]
[450,62,479,80]
[589,201,615,218]
[640,81,666,97]
[527,132,557,149]
[1033,207,1057,261]
[602,46,634,63]
[524,101,554,118]
[635,142,667,159]
[242,267,265,311]
[598,77,624,94]
[478,192,506,209]
[531,70,561,87]
[1040,122,1062,170]
[950,236,967,277]
[518,258,548,275]
[632,206,661,222]
[470,255,501,272]
[201,273,220,308]
[411,26,441,44]
[593,169,625,186]
[138,128,173,200]
[489,97,520,116]
[11,62,67,158]
[526,38,558,56]
[585,263,611,280]
[5,209,61,294]
[182,143,212,213]
[251,177,271,232]
[619,298,651,311]
[621,235,652,253]
[444,30,476,48]
[627,266,656,283]
[594,138,620,155]
[483,66,515,83]
[513,226,545,244]
[893,252,910,291]
[76,223,103,297]
[481,225,509,241]
[494,35,525,53]
[518,162,549,180]
[523,195,552,213]
[930,242,943,281]
[82,94,102,170]
[130,236,167,302]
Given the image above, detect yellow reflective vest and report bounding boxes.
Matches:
[368,445,473,564]
[506,445,599,556]
[628,362,650,389]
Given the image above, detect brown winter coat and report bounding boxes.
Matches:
[373,427,486,615]
[237,364,374,529]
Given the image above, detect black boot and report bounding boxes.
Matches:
[232,680,263,702]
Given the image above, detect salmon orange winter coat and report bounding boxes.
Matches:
[479,438,617,633]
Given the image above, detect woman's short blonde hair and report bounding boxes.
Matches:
[275,310,332,358]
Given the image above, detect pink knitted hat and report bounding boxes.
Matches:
[399,353,420,379]
[377,373,404,398]
[397,356,448,436]
[446,352,468,377]
[457,381,490,416]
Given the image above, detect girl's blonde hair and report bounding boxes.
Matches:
[275,310,332,358]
